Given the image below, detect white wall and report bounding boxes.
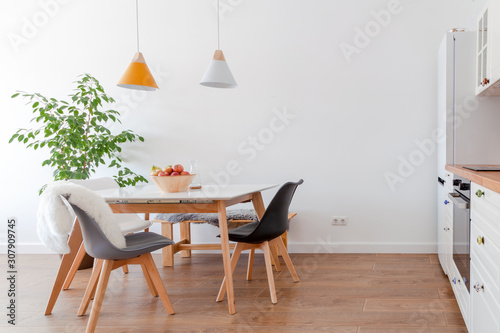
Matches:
[0,0,487,253]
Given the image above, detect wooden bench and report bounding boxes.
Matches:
[153,213,297,267]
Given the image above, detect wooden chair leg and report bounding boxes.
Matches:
[143,253,175,315]
[63,242,87,290]
[45,219,82,315]
[85,259,113,333]
[270,246,281,272]
[140,263,158,297]
[180,222,191,258]
[246,249,255,281]
[161,222,174,267]
[281,231,288,248]
[78,259,103,316]
[272,237,299,282]
[278,231,288,256]
[121,265,129,274]
[216,242,244,302]
[262,241,278,304]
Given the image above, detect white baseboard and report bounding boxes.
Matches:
[287,242,437,253]
[0,242,438,254]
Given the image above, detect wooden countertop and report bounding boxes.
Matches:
[446,165,500,193]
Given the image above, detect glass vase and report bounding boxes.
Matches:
[188,160,202,190]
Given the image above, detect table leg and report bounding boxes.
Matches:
[180,222,191,258]
[144,213,150,232]
[161,222,174,267]
[251,192,266,219]
[217,200,236,314]
[45,218,83,315]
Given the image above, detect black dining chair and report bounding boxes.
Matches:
[60,195,175,333]
[216,179,303,304]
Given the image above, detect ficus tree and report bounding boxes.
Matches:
[9,74,147,192]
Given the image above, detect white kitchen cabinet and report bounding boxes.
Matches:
[438,192,453,275]
[468,182,500,332]
[440,174,469,326]
[449,257,470,326]
[438,171,453,275]
[476,0,500,95]
[438,199,453,275]
[470,223,500,300]
[471,183,500,249]
[470,262,500,333]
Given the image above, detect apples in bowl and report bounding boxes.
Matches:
[150,164,195,193]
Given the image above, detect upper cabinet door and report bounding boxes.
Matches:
[476,5,490,95]
[489,0,500,87]
[477,1,500,96]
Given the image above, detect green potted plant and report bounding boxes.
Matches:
[9,74,147,192]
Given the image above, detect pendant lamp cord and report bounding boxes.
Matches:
[217,0,220,50]
[136,0,140,52]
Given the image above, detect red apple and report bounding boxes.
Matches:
[158,171,170,177]
[164,166,173,174]
[170,172,180,176]
[173,164,184,173]
[180,171,190,175]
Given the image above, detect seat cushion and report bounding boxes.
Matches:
[155,209,258,225]
[225,222,260,242]
[116,214,153,234]
[112,232,174,260]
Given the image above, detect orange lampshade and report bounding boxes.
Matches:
[117,52,158,91]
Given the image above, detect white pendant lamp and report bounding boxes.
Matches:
[200,0,237,88]
[117,0,158,91]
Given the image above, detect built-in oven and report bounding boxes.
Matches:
[448,176,470,293]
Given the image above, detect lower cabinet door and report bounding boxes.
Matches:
[438,200,450,274]
[449,261,469,326]
[470,262,500,332]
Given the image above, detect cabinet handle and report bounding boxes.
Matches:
[482,78,490,86]
[477,236,485,245]
[474,283,485,293]
[476,189,485,198]
[444,200,449,205]
[443,227,450,231]
[452,277,460,284]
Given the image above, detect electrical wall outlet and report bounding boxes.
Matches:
[331,216,348,226]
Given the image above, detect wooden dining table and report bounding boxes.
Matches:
[44,183,277,315]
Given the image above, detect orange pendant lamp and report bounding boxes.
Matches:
[117,0,158,91]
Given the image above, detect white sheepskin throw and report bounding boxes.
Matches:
[37,181,126,254]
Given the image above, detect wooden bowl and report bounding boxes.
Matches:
[150,174,196,193]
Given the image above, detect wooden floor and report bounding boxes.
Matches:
[0,253,467,333]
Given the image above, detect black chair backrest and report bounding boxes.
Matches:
[60,195,125,260]
[244,179,303,244]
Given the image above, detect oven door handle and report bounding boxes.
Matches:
[447,193,470,209]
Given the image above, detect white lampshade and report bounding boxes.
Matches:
[200,50,237,89]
